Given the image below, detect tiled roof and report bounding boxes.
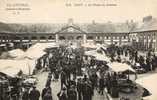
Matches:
[0,21,136,34]
[132,18,157,32]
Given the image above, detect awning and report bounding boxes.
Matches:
[0,59,36,77]
[24,43,59,59]
[107,62,135,73]
[85,50,110,62]
[81,43,97,49]
[84,50,97,57]
[8,49,25,58]
[95,54,110,62]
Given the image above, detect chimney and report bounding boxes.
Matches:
[68,18,74,26]
[143,16,152,23]
[92,20,96,25]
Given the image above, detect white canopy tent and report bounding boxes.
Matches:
[84,50,97,57]
[136,73,157,100]
[96,44,107,50]
[95,53,110,62]
[0,59,36,77]
[85,50,110,62]
[107,62,135,73]
[82,43,108,50]
[0,43,59,77]
[23,43,59,59]
[8,49,25,59]
[81,43,97,49]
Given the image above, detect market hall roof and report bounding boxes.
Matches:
[0,20,137,34]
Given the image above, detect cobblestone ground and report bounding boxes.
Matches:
[35,72,109,100]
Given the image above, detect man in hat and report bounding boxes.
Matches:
[42,85,52,100]
[60,70,67,89]
[43,89,53,100]
[67,85,77,100]
[29,86,40,100]
[77,78,83,100]
[22,88,29,100]
[82,81,93,100]
[57,87,68,100]
[99,76,105,95]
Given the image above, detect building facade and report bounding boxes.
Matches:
[0,25,129,49]
[0,18,156,52]
[129,16,157,52]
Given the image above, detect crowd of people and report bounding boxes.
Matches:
[1,44,157,100]
[106,45,157,73]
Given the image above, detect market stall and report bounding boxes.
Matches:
[0,59,36,77]
[24,43,59,59]
[107,62,135,73]
[84,50,97,57]
[8,49,25,59]
[95,53,110,63]
[81,43,97,49]
[106,62,140,99]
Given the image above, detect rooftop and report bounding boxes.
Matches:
[0,17,157,34]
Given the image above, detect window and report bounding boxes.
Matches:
[40,36,46,40]
[24,37,29,40]
[87,36,93,40]
[68,36,74,40]
[15,36,20,40]
[97,36,100,39]
[124,36,126,39]
[31,36,37,40]
[48,36,54,40]
[76,36,82,40]
[3,36,6,39]
[59,36,65,40]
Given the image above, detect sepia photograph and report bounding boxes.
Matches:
[0,0,157,100]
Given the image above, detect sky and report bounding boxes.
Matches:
[0,0,157,23]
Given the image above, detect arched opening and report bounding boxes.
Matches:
[106,36,109,39]
[24,37,29,40]
[76,36,82,40]
[40,36,46,40]
[68,36,74,40]
[3,36,6,40]
[87,36,94,40]
[14,36,20,40]
[31,36,37,40]
[123,36,126,39]
[59,36,65,40]
[48,36,55,40]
